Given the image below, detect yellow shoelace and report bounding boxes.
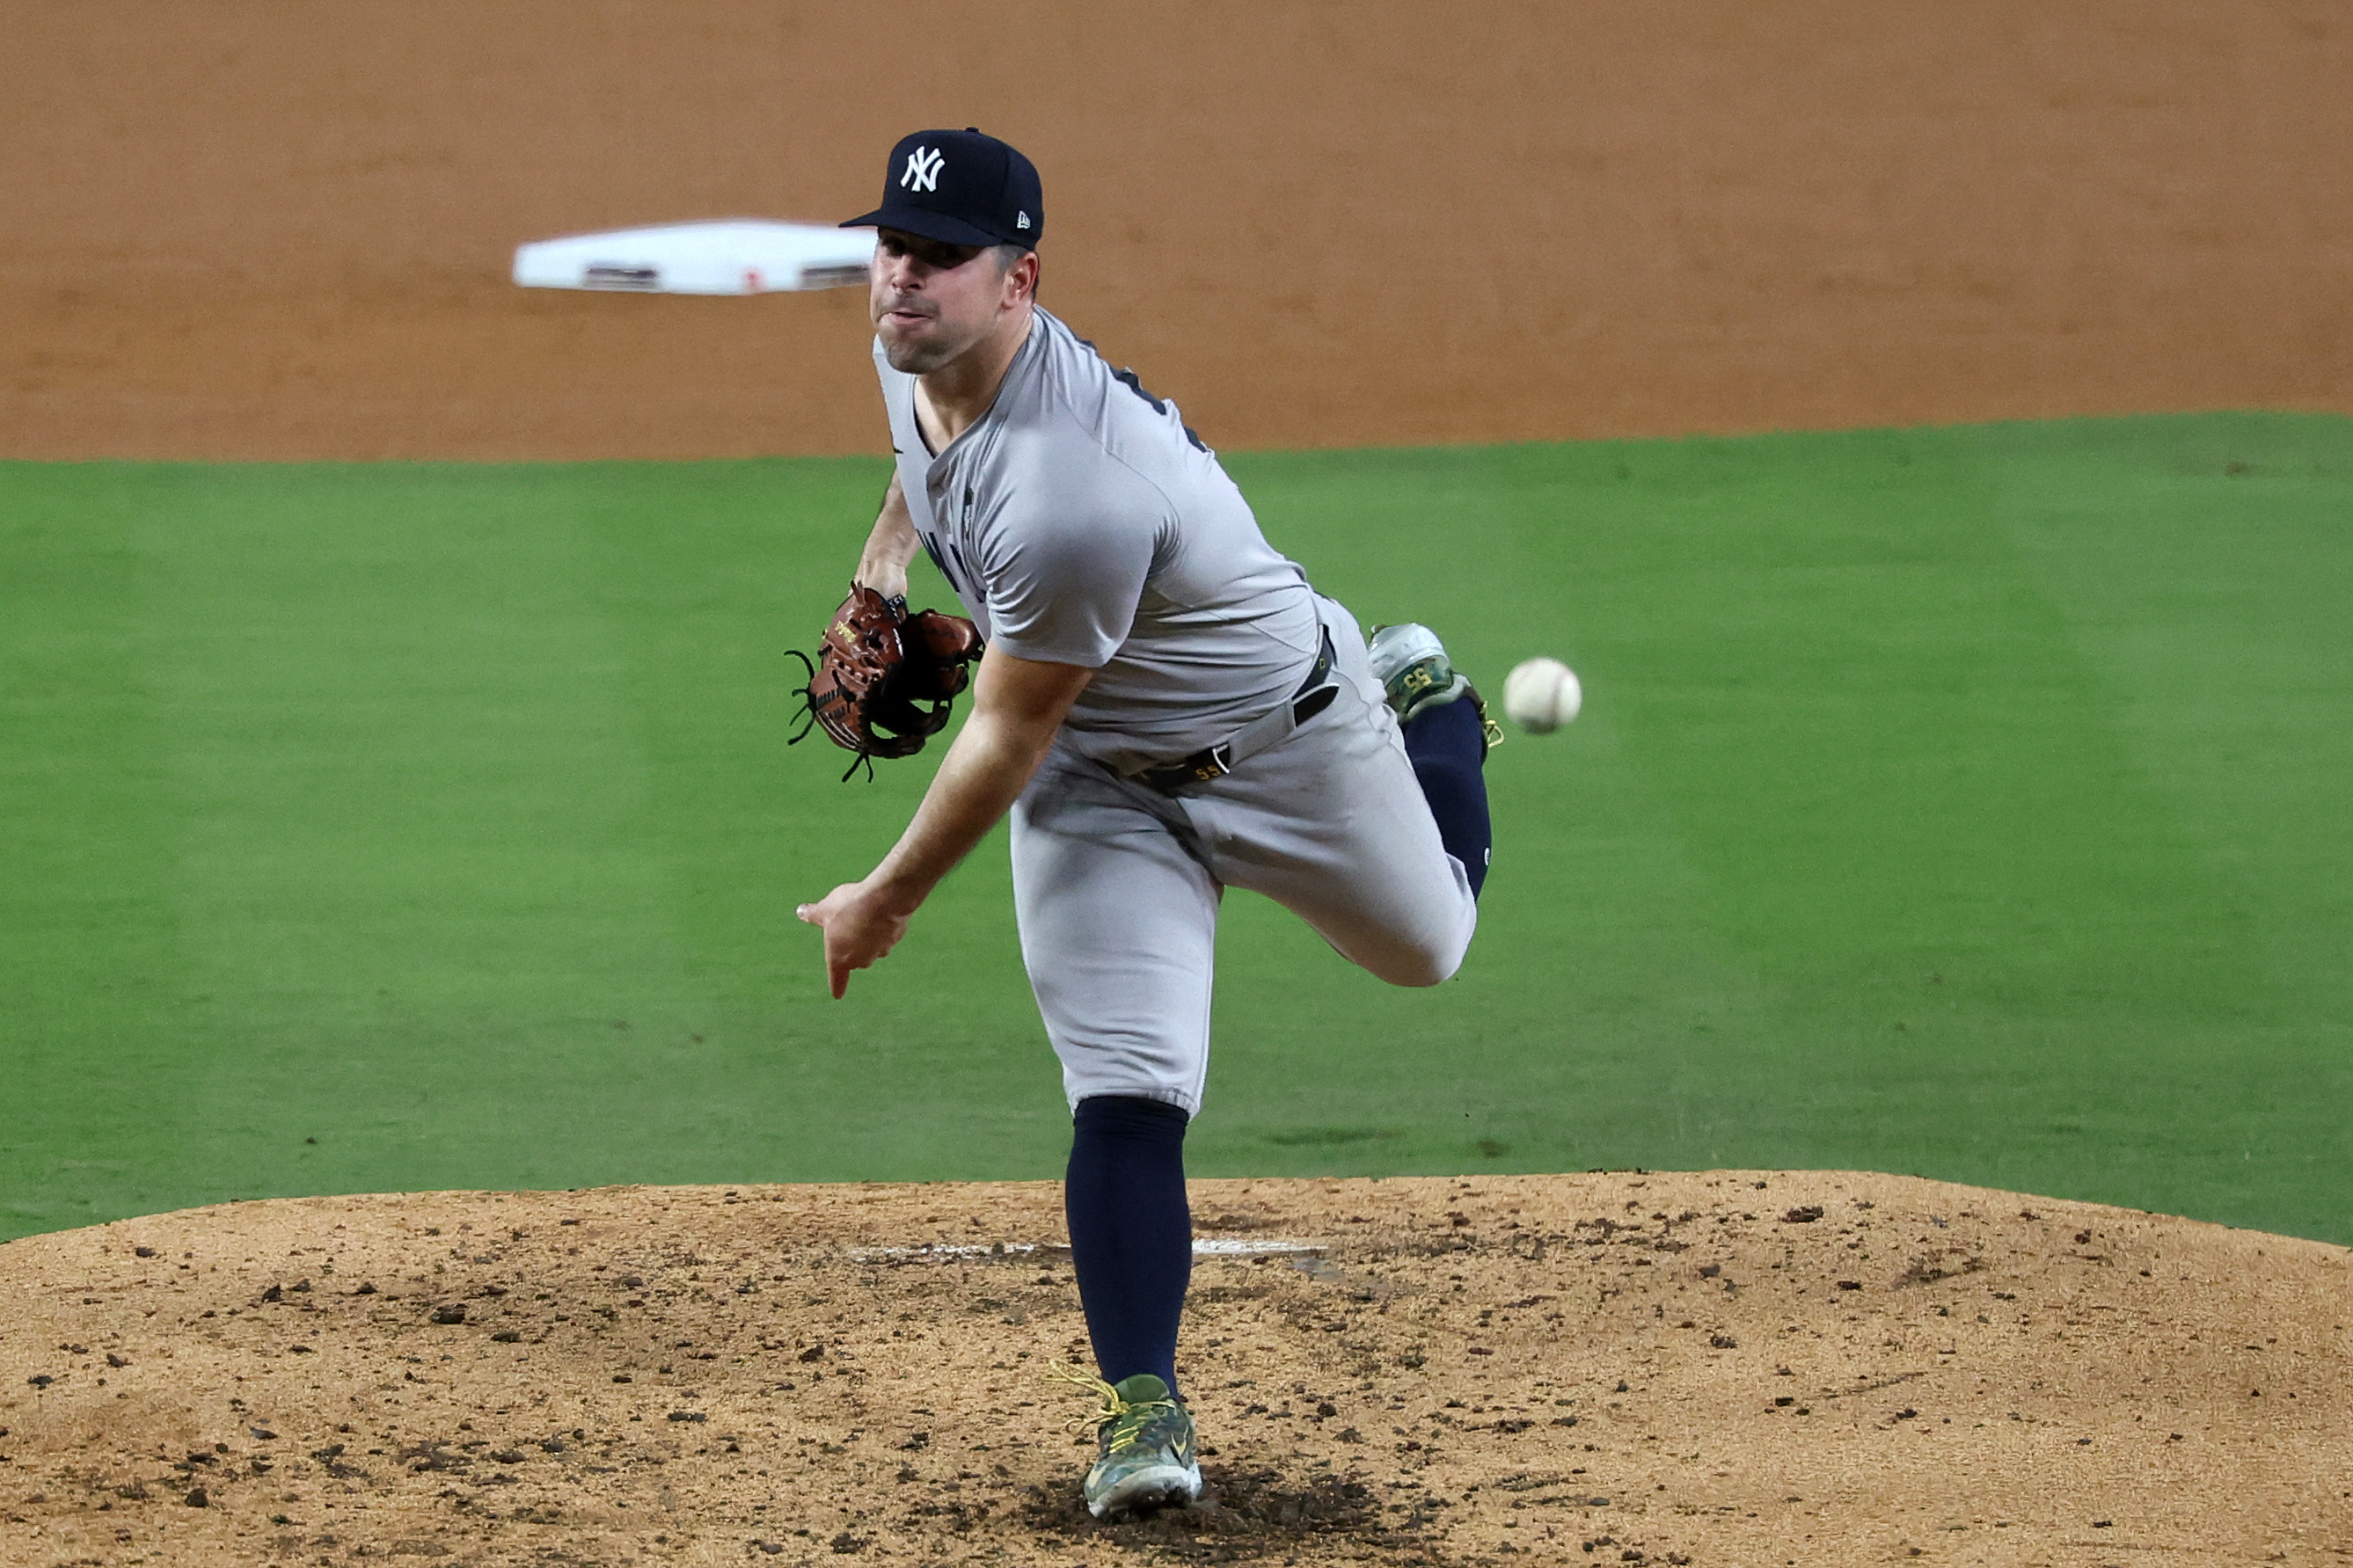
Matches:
[1047,1361,1180,1450]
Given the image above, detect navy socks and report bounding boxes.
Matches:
[1405,693,1493,897]
[1064,1095,1193,1397]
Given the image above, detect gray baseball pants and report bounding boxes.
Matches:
[1008,599,1479,1115]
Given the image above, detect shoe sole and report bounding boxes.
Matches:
[1087,1462,1203,1520]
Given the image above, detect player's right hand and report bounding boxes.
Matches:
[795,880,911,999]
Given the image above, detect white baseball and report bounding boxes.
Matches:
[1502,657,1582,733]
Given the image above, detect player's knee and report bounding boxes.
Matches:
[1370,930,1468,988]
[1392,954,1462,988]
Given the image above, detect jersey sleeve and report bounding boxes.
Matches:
[973,466,1161,670]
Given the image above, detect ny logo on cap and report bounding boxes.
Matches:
[901,146,945,193]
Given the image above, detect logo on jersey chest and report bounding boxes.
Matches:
[901,146,946,193]
[917,487,981,604]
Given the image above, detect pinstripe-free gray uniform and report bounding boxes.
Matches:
[880,308,1475,1112]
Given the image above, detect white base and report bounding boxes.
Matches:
[512,220,874,295]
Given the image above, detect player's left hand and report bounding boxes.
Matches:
[795,880,912,999]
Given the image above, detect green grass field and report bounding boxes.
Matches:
[4,413,2347,1245]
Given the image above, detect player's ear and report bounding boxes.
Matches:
[1003,248,1040,306]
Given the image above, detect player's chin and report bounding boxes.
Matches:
[877,325,955,376]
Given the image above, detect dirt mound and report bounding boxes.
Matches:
[3,1173,2347,1565]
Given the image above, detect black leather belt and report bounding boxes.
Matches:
[1129,627,1340,795]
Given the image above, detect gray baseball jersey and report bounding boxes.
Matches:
[878,306,1321,774]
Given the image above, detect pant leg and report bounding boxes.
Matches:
[1178,599,1479,988]
[1010,742,1224,1115]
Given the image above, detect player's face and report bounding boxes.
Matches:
[870,230,1024,375]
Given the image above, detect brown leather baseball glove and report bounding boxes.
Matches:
[789,584,983,778]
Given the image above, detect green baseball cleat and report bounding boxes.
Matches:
[1367,622,1504,755]
[1056,1367,1202,1520]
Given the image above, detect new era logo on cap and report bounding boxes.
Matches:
[844,128,1043,251]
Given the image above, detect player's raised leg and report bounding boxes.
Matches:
[1367,622,1500,898]
[1179,604,1483,988]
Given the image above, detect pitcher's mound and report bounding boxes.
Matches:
[3,1172,2346,1564]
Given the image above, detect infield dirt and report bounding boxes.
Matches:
[4,1173,2348,1566]
[8,2,2350,460]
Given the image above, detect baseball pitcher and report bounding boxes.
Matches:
[797,128,1499,1519]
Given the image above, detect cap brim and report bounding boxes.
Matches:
[840,206,1008,248]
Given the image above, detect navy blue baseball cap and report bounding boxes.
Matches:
[842,128,1042,249]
